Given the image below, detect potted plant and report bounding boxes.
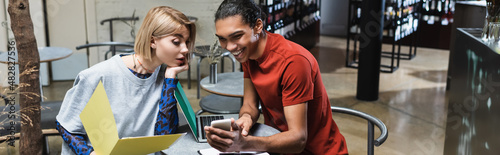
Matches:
[207,39,224,84]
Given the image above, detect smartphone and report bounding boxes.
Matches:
[211,119,232,131]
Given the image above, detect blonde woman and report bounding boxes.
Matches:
[55,6,195,155]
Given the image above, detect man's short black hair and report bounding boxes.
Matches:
[214,0,266,28]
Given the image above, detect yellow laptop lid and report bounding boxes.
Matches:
[80,81,183,155]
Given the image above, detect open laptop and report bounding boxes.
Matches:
[175,82,239,143]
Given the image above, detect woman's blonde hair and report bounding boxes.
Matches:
[135,6,196,60]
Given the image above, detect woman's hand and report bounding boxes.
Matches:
[164,62,189,78]
[90,151,96,155]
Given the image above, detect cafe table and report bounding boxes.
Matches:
[0,47,73,101]
[198,72,244,115]
[0,47,73,63]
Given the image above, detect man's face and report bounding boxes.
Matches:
[215,15,260,63]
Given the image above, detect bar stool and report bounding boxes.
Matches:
[187,45,236,99]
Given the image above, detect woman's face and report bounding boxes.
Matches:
[215,15,260,63]
[152,26,190,67]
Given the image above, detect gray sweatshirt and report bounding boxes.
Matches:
[56,54,164,154]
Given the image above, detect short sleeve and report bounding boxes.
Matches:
[281,55,314,106]
[242,62,250,78]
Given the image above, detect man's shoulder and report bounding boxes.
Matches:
[267,33,310,58]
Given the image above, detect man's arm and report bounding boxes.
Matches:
[205,102,308,153]
[237,78,261,135]
[205,78,261,151]
[243,102,308,153]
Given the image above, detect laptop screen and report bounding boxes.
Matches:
[175,83,198,137]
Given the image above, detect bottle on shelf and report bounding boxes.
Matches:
[420,0,455,25]
[447,0,454,23]
[349,7,362,34]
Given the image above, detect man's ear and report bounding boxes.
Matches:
[254,18,264,34]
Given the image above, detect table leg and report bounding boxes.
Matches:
[197,58,202,99]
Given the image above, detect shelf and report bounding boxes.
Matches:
[346,0,422,73]
[259,0,321,48]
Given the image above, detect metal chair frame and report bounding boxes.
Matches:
[331,106,388,155]
[100,17,139,59]
[76,42,135,66]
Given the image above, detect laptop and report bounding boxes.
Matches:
[175,82,239,143]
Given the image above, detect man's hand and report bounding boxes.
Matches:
[204,118,246,152]
[235,114,253,137]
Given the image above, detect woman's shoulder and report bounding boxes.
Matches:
[79,56,122,76]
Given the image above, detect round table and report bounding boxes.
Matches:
[200,72,243,97]
[0,47,73,63]
[0,47,73,101]
[199,72,244,114]
[189,45,236,98]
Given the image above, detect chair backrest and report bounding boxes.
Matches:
[75,42,135,63]
[75,42,134,50]
[100,17,139,42]
[331,106,388,155]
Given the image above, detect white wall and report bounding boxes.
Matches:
[93,0,224,50]
[91,0,233,79]
[0,1,8,52]
[0,1,8,87]
[47,0,231,81]
[2,0,239,85]
[46,0,89,81]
